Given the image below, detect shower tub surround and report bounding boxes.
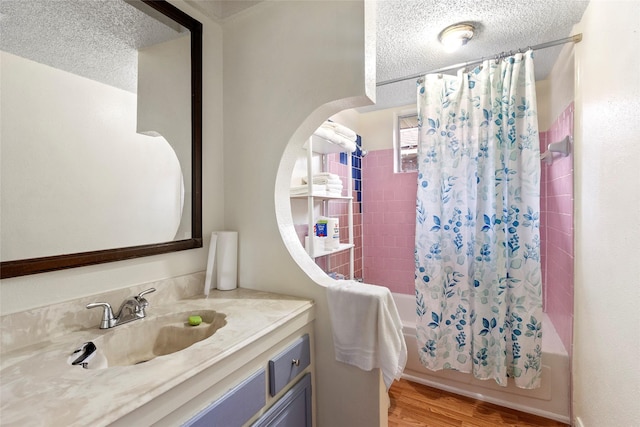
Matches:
[539,102,575,356]
[0,273,315,426]
[359,102,574,422]
[361,132,575,354]
[393,292,570,423]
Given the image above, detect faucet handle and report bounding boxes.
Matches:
[86,302,116,329]
[134,288,156,316]
[137,288,156,299]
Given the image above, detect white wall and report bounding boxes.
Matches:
[0,1,224,315]
[536,43,575,133]
[358,103,415,152]
[330,109,362,134]
[222,1,383,426]
[572,1,640,426]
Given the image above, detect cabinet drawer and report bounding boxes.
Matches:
[183,369,265,427]
[268,334,310,397]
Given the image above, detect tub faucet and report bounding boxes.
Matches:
[86,288,156,329]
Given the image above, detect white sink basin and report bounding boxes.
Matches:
[77,310,227,368]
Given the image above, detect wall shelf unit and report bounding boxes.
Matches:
[306,243,354,259]
[292,133,354,279]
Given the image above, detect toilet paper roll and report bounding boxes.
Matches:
[214,231,238,291]
[204,232,218,296]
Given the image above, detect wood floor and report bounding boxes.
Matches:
[388,379,569,427]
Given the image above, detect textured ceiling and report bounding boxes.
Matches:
[1,0,589,108]
[187,0,588,112]
[366,0,589,111]
[0,0,186,93]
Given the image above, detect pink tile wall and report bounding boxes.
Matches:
[361,149,417,294]
[540,103,575,356]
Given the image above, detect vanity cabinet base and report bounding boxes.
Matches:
[182,334,313,427]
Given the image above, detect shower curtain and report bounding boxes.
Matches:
[414,51,543,389]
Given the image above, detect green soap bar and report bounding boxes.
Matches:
[188,315,202,326]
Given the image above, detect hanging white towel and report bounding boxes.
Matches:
[326,280,407,390]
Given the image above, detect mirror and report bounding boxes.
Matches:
[0,0,203,278]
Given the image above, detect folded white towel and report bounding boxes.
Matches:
[313,126,357,153]
[331,133,357,153]
[306,179,342,187]
[313,172,339,179]
[326,281,407,390]
[302,175,342,186]
[322,121,357,141]
[313,126,338,144]
[290,184,326,195]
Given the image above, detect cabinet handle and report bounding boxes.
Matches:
[292,359,300,366]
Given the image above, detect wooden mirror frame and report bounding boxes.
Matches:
[0,0,203,279]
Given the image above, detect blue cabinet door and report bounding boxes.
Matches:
[252,373,312,427]
[183,369,266,427]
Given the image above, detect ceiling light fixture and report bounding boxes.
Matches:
[438,23,475,52]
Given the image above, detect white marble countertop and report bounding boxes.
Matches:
[0,288,314,426]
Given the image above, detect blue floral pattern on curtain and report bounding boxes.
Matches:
[415,51,543,389]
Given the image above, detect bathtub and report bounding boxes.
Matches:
[393,292,570,424]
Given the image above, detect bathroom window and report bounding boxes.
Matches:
[394,112,419,173]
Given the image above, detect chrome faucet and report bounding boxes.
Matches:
[86,288,156,329]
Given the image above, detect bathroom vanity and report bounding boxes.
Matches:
[0,275,315,426]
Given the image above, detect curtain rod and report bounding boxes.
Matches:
[376,34,583,87]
